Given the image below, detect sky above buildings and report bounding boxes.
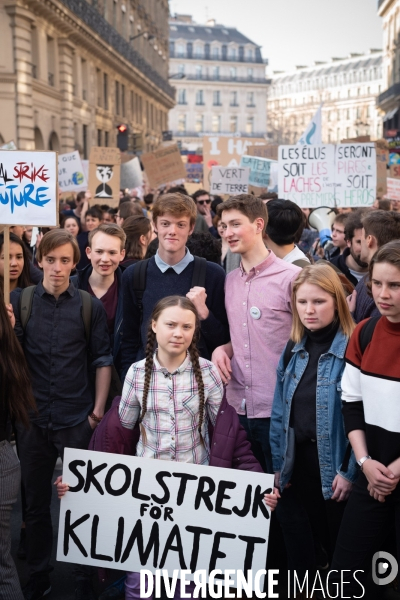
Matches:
[169,0,383,73]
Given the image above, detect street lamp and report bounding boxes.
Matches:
[129,31,155,42]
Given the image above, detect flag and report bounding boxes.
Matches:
[297,104,323,145]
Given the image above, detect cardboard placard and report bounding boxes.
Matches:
[88,147,121,208]
[239,156,277,188]
[185,163,203,183]
[210,166,250,195]
[203,137,265,189]
[57,449,274,590]
[141,144,186,189]
[0,150,58,225]
[120,157,143,190]
[58,151,87,192]
[278,145,336,208]
[385,178,400,201]
[247,145,279,161]
[390,164,400,179]
[335,143,376,207]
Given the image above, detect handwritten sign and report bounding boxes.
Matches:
[247,145,279,161]
[0,150,57,225]
[278,145,336,208]
[57,449,273,589]
[141,144,186,189]
[203,137,265,189]
[58,151,87,193]
[210,166,250,195]
[385,178,400,201]
[335,143,376,207]
[240,156,276,188]
[88,147,121,208]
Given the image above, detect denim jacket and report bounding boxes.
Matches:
[270,328,358,499]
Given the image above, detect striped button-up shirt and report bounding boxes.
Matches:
[119,353,223,464]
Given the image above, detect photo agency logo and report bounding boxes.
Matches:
[372,551,398,586]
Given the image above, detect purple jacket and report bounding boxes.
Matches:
[89,393,262,472]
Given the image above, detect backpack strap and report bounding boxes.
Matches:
[132,258,149,325]
[78,289,92,346]
[19,285,36,332]
[191,256,207,288]
[359,316,380,354]
[283,339,296,370]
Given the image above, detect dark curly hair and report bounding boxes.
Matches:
[186,232,222,264]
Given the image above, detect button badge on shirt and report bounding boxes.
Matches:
[250,306,261,320]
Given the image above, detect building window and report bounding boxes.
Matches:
[177,43,185,58]
[337,128,341,142]
[195,114,204,133]
[366,105,371,117]
[222,45,227,60]
[195,65,202,79]
[346,127,350,139]
[346,109,350,120]
[178,64,185,75]
[212,66,220,80]
[230,67,237,80]
[103,73,108,110]
[194,45,203,58]
[230,91,238,106]
[83,124,88,159]
[211,114,221,132]
[213,91,221,106]
[115,81,120,114]
[247,68,253,80]
[97,129,102,146]
[121,84,125,116]
[357,107,361,119]
[230,47,237,60]
[245,116,254,134]
[229,115,238,133]
[247,92,254,106]
[204,43,210,59]
[212,46,220,59]
[105,131,109,147]
[195,90,204,105]
[246,48,253,61]
[178,114,186,133]
[177,89,186,104]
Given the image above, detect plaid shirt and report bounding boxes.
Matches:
[119,353,223,464]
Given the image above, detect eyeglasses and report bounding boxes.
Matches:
[197,199,211,205]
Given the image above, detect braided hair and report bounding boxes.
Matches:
[139,295,205,442]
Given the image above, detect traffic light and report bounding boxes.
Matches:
[116,123,129,151]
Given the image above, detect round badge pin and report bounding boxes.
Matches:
[250,306,261,320]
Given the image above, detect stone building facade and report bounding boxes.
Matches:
[377,0,400,133]
[0,0,174,155]
[267,50,383,145]
[168,14,268,152]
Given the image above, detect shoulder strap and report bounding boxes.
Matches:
[132,259,149,324]
[19,286,36,332]
[191,256,207,288]
[292,259,310,268]
[78,290,92,346]
[283,339,296,370]
[359,316,380,355]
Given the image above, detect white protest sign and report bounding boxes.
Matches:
[335,143,376,207]
[57,449,273,590]
[58,151,87,192]
[385,177,400,201]
[120,156,143,190]
[0,150,58,225]
[210,166,250,195]
[278,145,336,208]
[239,156,276,188]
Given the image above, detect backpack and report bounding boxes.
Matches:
[19,285,92,345]
[282,316,381,370]
[132,256,208,325]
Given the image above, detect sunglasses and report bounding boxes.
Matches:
[197,199,211,205]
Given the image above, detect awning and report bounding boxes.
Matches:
[383,107,399,122]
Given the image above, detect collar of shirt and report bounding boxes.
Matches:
[36,280,76,298]
[282,246,310,264]
[154,248,194,274]
[153,351,190,375]
[239,250,275,279]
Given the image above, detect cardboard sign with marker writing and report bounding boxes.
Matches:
[247,145,279,161]
[57,449,273,590]
[88,147,121,208]
[141,144,186,188]
[58,151,87,193]
[203,136,265,189]
[210,166,250,195]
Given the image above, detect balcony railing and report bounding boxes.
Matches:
[172,130,266,138]
[181,74,267,84]
[377,82,400,105]
[170,50,263,64]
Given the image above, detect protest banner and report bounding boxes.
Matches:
[278,145,336,208]
[88,147,121,208]
[185,182,204,196]
[185,163,203,183]
[203,136,265,189]
[210,166,250,195]
[390,164,400,178]
[335,143,376,207]
[385,178,400,201]
[240,155,276,188]
[58,151,87,193]
[0,150,58,302]
[120,156,143,190]
[57,449,274,590]
[247,145,279,161]
[141,144,186,189]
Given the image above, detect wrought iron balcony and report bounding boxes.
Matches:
[377,82,400,105]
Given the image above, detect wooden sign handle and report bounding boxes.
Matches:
[3,226,10,304]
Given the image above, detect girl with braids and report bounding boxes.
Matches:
[58,296,278,600]
[0,297,36,599]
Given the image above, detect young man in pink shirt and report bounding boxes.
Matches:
[212,195,301,473]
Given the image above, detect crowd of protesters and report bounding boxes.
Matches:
[0,185,400,600]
